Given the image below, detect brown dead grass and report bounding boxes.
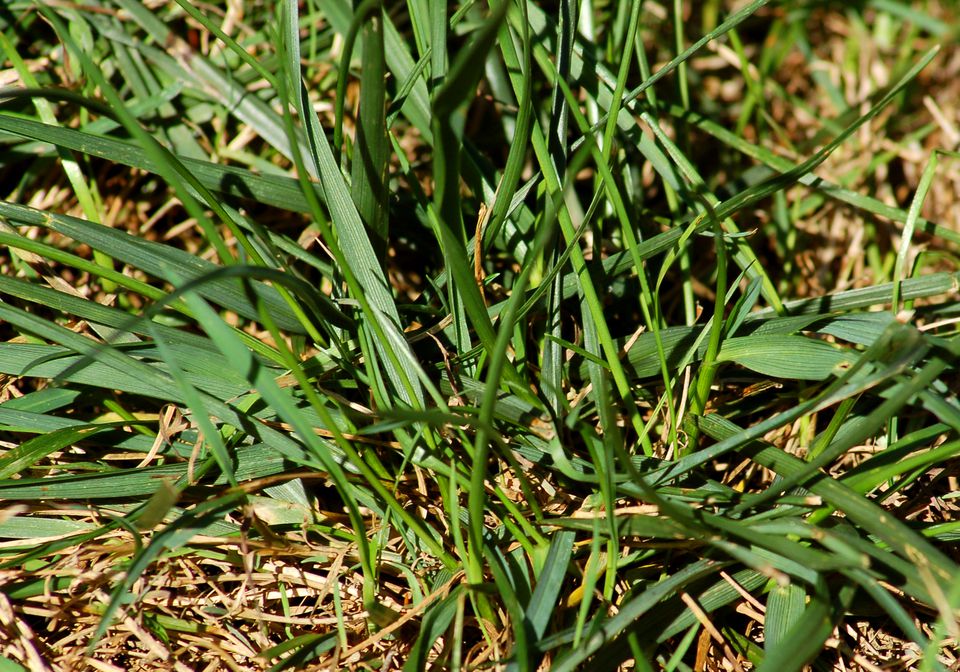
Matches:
[0,523,425,670]
[2,1,960,670]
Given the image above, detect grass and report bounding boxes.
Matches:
[0,0,958,669]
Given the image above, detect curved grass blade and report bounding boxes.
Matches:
[551,560,727,672]
[0,113,323,214]
[716,335,857,380]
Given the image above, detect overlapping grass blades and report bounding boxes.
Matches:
[0,0,957,669]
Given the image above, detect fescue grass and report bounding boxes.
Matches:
[0,1,958,670]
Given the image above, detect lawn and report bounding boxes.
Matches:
[0,1,958,670]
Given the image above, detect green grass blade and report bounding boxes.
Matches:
[765,582,807,655]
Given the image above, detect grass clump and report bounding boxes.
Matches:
[0,1,958,670]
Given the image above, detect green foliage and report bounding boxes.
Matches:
[0,0,958,669]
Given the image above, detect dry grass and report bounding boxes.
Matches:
[1,1,959,670]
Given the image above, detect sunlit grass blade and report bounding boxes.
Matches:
[0,114,325,214]
[2,1,957,668]
[278,1,427,409]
